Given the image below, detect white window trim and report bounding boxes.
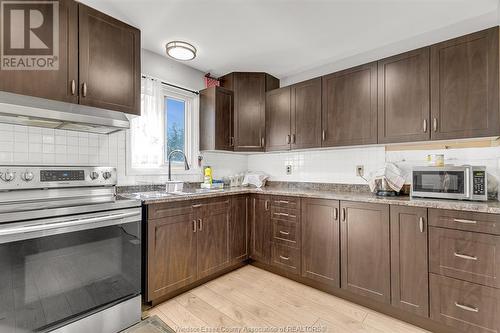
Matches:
[126,84,200,176]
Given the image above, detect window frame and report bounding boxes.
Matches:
[126,84,199,176]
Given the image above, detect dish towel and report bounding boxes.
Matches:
[368,163,405,192]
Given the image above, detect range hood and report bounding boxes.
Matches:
[0,91,132,134]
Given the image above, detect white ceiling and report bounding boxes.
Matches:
[80,0,499,80]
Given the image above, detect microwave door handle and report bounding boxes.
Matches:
[0,210,140,238]
[465,167,472,199]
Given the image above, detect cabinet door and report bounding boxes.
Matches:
[78,4,141,115]
[301,199,340,287]
[291,78,322,149]
[250,196,271,263]
[390,206,429,317]
[378,48,430,143]
[266,86,291,151]
[199,87,234,151]
[229,195,248,263]
[147,213,197,301]
[196,200,230,279]
[430,27,499,140]
[322,63,377,147]
[0,0,78,103]
[234,73,266,151]
[340,201,390,303]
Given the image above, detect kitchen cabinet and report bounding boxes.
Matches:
[0,0,78,103]
[250,195,272,263]
[322,62,377,147]
[220,72,279,151]
[378,48,431,143]
[229,195,249,264]
[301,198,340,287]
[340,201,390,303]
[390,206,429,317]
[430,27,499,140]
[291,78,322,149]
[79,3,141,115]
[147,202,197,301]
[200,87,234,151]
[195,199,231,279]
[266,86,291,151]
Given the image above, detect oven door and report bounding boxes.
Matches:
[0,207,141,333]
[411,167,470,200]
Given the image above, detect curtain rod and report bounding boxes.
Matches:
[141,75,199,95]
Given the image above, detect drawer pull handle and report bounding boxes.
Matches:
[274,212,289,217]
[279,255,290,261]
[192,204,202,208]
[454,252,478,261]
[453,218,477,225]
[275,200,289,204]
[279,230,290,235]
[455,302,479,313]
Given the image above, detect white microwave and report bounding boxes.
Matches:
[411,166,487,201]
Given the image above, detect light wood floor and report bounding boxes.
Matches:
[147,265,430,333]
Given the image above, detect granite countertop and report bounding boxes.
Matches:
[118,186,500,214]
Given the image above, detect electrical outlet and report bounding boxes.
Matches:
[286,165,292,175]
[356,165,364,178]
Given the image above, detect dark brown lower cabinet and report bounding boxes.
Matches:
[340,201,391,303]
[229,195,249,264]
[430,274,500,333]
[250,195,272,263]
[147,203,197,301]
[301,198,340,287]
[196,199,230,279]
[390,206,429,317]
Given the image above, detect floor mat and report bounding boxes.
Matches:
[122,315,175,333]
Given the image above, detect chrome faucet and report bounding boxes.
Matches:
[167,150,190,181]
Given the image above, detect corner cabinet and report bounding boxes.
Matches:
[220,72,279,151]
[430,27,499,140]
[78,4,141,115]
[340,201,390,303]
[321,62,378,147]
[0,1,141,116]
[199,87,234,151]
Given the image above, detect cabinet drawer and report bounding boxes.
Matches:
[430,274,500,333]
[272,220,299,247]
[271,196,300,210]
[271,243,300,274]
[271,207,299,223]
[148,201,193,220]
[430,227,500,288]
[429,209,500,235]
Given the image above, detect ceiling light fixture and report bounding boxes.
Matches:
[165,41,197,61]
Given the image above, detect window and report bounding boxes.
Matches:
[127,77,196,174]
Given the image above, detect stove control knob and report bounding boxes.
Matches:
[89,171,99,180]
[1,171,15,182]
[21,172,34,182]
[102,171,112,180]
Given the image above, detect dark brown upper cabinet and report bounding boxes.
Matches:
[322,63,378,147]
[430,27,499,140]
[200,87,234,151]
[390,206,429,317]
[378,48,431,143]
[340,201,390,304]
[79,4,141,115]
[301,198,340,287]
[0,0,78,104]
[266,86,291,151]
[220,72,279,151]
[291,78,322,149]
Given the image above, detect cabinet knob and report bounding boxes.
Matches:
[286,135,291,144]
[261,136,265,147]
[192,220,197,233]
[322,130,326,141]
[70,80,76,95]
[333,208,339,221]
[423,119,428,133]
[341,208,346,222]
[433,118,438,132]
[419,217,425,233]
[198,218,203,231]
[264,200,269,211]
[291,134,296,144]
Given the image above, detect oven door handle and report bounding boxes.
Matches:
[0,210,140,236]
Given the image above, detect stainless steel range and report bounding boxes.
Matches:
[0,166,142,333]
